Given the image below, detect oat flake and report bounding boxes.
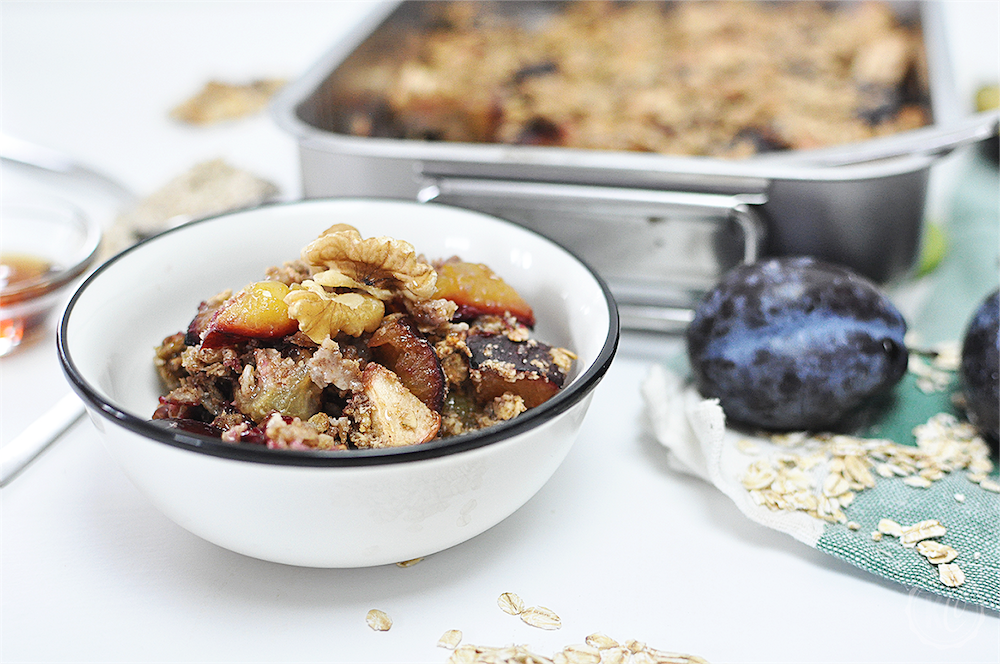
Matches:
[438,629,463,650]
[979,478,1000,493]
[938,563,966,588]
[916,540,959,564]
[497,592,525,616]
[878,518,904,538]
[519,605,562,630]
[585,633,619,650]
[365,608,392,631]
[395,557,423,568]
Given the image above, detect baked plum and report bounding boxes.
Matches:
[686,257,908,431]
[201,281,298,348]
[465,332,567,408]
[960,289,999,443]
[370,314,446,412]
[434,261,535,327]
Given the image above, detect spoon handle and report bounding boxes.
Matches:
[0,393,86,487]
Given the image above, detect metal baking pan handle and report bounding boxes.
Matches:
[417,176,768,334]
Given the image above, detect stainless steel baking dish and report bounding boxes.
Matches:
[272,0,998,331]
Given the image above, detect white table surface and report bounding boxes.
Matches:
[2,2,998,663]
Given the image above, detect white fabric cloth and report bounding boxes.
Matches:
[641,364,826,546]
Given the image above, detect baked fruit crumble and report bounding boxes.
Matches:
[152,223,575,450]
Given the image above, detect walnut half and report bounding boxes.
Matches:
[301,224,437,301]
[285,224,438,343]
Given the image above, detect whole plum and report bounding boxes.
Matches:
[686,257,908,431]
[960,289,999,443]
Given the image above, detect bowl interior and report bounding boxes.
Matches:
[61,199,617,462]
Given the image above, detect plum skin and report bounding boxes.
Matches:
[686,257,909,431]
[960,289,999,443]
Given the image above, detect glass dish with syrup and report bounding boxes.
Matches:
[1,196,102,356]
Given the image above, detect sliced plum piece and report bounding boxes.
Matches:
[185,291,230,346]
[369,314,446,412]
[201,281,299,348]
[434,261,535,327]
[465,332,567,409]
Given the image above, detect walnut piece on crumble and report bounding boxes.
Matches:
[301,224,437,301]
[284,224,441,343]
[285,282,385,343]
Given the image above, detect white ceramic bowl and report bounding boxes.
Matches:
[59,199,618,567]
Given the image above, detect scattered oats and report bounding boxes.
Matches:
[559,644,601,664]
[970,457,996,474]
[600,647,631,664]
[772,431,810,447]
[843,454,875,487]
[901,519,947,548]
[736,411,994,544]
[875,463,897,478]
[822,472,851,497]
[365,608,392,631]
[974,551,981,560]
[954,493,966,503]
[494,646,527,662]
[908,353,954,393]
[645,650,711,664]
[736,439,760,455]
[786,491,819,511]
[931,341,962,370]
[917,540,959,564]
[438,629,463,650]
[447,640,710,664]
[872,531,883,541]
[520,605,562,630]
[396,557,423,568]
[497,592,525,616]
[742,460,778,490]
[585,633,619,650]
[938,562,966,587]
[878,519,904,537]
[625,640,647,654]
[919,467,945,482]
[448,644,479,664]
[903,475,933,489]
[103,159,279,256]
[846,521,861,531]
[798,453,825,471]
[884,462,912,477]
[979,478,1000,493]
[170,78,286,125]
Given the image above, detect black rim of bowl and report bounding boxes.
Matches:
[57,198,620,467]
